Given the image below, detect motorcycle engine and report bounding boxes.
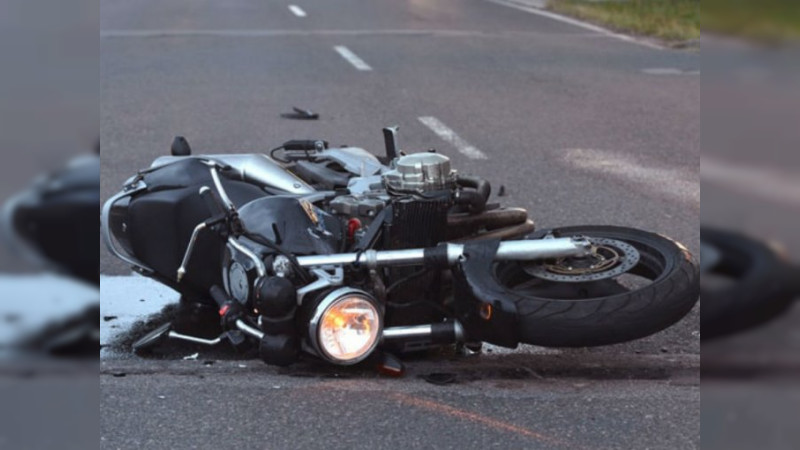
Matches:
[329,152,455,248]
[383,152,456,194]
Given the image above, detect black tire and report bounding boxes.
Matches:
[701,227,798,340]
[494,226,699,347]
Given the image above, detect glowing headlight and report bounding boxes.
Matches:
[309,288,382,365]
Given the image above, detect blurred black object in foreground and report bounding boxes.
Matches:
[1,152,99,358]
[701,227,799,340]
[3,154,99,286]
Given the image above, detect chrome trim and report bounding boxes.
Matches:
[296,267,344,305]
[453,321,465,342]
[381,321,465,343]
[176,222,208,282]
[382,324,433,340]
[235,319,265,340]
[168,331,223,346]
[294,238,592,269]
[151,154,315,195]
[489,237,593,262]
[227,237,266,278]
[100,180,154,273]
[207,164,235,211]
[308,287,382,365]
[296,248,425,269]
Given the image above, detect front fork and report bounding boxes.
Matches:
[173,237,593,345]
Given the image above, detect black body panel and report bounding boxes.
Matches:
[123,159,266,298]
[238,197,343,256]
[10,156,100,285]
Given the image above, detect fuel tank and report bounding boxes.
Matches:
[150,154,315,195]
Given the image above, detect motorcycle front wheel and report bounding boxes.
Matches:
[493,226,700,347]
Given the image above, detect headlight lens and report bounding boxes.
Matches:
[311,289,381,364]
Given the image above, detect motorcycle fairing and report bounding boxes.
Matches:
[237,197,344,256]
[120,159,266,297]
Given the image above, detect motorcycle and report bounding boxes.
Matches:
[101,129,700,370]
[3,147,99,356]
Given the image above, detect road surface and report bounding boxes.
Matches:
[100,0,701,448]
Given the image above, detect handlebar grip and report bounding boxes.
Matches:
[282,139,328,151]
[209,285,230,308]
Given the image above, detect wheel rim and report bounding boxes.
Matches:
[494,232,671,300]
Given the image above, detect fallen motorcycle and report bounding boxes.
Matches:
[102,129,699,370]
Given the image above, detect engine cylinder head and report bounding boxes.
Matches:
[383,153,455,194]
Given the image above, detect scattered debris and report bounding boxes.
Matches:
[498,185,506,197]
[281,107,319,120]
[112,372,126,378]
[103,316,118,322]
[422,372,457,385]
[182,352,200,360]
[203,360,215,366]
[157,395,166,400]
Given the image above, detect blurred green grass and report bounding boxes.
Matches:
[548,0,800,44]
[548,0,700,42]
[703,0,800,42]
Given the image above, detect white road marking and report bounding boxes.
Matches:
[486,0,664,50]
[418,116,488,160]
[99,274,178,356]
[702,157,800,208]
[0,274,98,350]
[100,29,586,39]
[560,148,699,206]
[333,45,373,71]
[642,68,700,76]
[288,5,307,18]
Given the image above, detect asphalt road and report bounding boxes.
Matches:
[700,42,800,450]
[100,0,700,448]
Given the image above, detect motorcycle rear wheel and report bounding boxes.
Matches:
[494,226,700,347]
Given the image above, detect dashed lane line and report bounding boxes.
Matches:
[418,116,488,160]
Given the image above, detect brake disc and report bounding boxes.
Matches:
[524,237,640,283]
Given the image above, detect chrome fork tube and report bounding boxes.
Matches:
[295,237,591,269]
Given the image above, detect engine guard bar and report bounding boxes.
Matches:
[294,237,593,270]
[167,321,465,349]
